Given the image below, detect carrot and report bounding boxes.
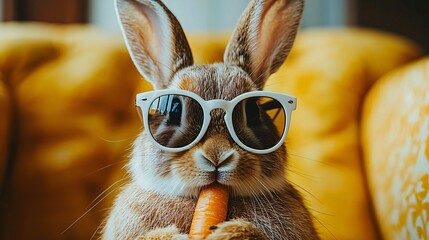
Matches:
[189,182,229,239]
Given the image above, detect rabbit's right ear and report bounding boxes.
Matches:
[224,0,304,90]
[116,0,193,89]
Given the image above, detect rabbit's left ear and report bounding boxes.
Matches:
[224,0,304,89]
[116,0,193,89]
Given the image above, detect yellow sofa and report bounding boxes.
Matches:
[0,23,427,240]
[362,58,429,240]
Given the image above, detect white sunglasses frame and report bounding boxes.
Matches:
[136,89,296,154]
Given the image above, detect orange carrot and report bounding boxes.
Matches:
[189,182,229,240]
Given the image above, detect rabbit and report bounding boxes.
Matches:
[102,0,320,239]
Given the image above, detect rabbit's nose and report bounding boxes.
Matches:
[194,148,238,166]
[193,136,239,171]
[194,149,239,174]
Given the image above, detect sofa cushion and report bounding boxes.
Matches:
[362,57,429,240]
[264,28,422,239]
[0,23,145,240]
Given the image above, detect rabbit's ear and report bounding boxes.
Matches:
[116,0,193,89]
[224,0,304,89]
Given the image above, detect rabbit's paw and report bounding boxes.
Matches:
[206,218,266,240]
[138,225,188,240]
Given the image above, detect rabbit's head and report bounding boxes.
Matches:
[116,0,304,197]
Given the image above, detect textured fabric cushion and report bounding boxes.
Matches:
[362,57,429,240]
[264,28,422,239]
[0,23,145,239]
[0,80,11,190]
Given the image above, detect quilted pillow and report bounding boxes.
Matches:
[362,57,429,240]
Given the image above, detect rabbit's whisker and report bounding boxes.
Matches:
[84,160,129,177]
[311,214,338,240]
[287,179,323,205]
[85,177,130,211]
[286,167,321,182]
[61,177,129,235]
[97,135,136,143]
[91,216,107,240]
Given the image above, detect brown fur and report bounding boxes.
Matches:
[105,182,317,239]
[104,0,319,239]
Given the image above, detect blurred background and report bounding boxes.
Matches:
[0,1,428,240]
[1,0,428,50]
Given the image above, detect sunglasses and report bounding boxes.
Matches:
[136,89,296,154]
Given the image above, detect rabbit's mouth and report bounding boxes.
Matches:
[185,151,287,198]
[191,174,287,198]
[192,148,239,183]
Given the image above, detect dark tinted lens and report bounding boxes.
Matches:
[232,97,285,150]
[148,94,203,148]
